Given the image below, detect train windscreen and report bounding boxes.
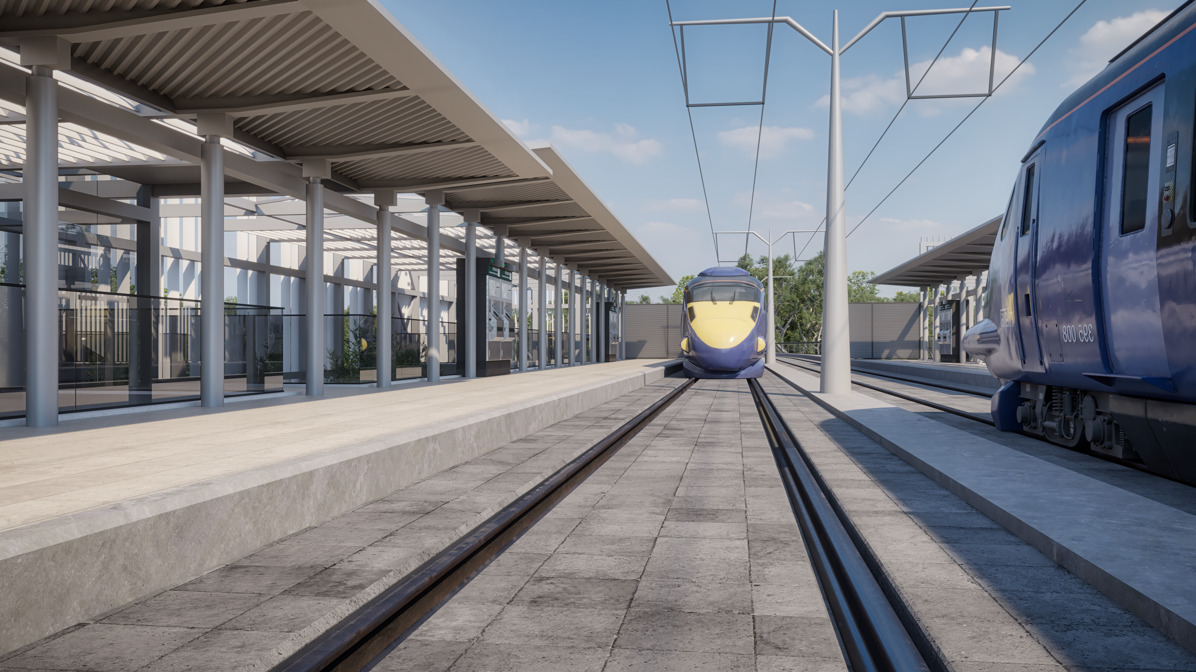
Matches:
[687,282,761,305]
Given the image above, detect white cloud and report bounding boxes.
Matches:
[816,46,1034,116]
[550,123,663,164]
[716,125,815,159]
[502,118,533,136]
[648,198,706,212]
[876,216,941,231]
[1064,10,1168,88]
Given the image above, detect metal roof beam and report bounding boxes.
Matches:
[287,140,476,163]
[360,176,546,193]
[476,199,574,213]
[526,229,608,242]
[175,88,417,117]
[0,0,302,41]
[503,216,594,230]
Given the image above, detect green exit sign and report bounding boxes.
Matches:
[487,264,512,281]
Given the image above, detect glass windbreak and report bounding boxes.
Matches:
[1121,105,1152,235]
[686,281,762,305]
[295,316,459,384]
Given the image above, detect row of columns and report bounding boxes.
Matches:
[17,39,625,426]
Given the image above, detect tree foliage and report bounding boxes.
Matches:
[892,290,920,303]
[659,274,695,304]
[737,252,826,343]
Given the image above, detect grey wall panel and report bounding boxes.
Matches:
[849,303,873,359]
[872,302,920,359]
[624,304,682,359]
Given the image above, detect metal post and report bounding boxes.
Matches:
[619,291,626,360]
[518,246,528,373]
[200,135,225,407]
[538,254,547,369]
[426,191,443,383]
[495,234,505,267]
[766,231,776,366]
[554,262,562,367]
[597,284,604,363]
[572,270,581,366]
[582,275,590,364]
[464,212,478,379]
[305,178,325,396]
[376,195,393,388]
[821,10,850,394]
[23,65,58,427]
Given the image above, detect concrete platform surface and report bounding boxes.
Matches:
[0,360,678,657]
[374,378,844,672]
[789,354,1001,393]
[769,363,1196,657]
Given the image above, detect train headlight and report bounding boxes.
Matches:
[757,337,766,352]
[681,337,690,352]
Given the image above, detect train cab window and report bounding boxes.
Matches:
[687,282,761,305]
[1020,164,1035,236]
[1121,105,1152,235]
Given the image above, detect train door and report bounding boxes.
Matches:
[1100,84,1169,377]
[1014,149,1045,372]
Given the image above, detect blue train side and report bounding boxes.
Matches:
[681,268,767,379]
[963,2,1196,484]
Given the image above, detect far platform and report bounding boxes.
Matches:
[0,359,680,656]
[787,354,1001,394]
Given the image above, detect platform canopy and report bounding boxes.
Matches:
[871,215,1001,288]
[0,0,671,290]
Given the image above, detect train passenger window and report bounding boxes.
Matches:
[1121,105,1152,235]
[999,186,1015,240]
[688,282,761,305]
[1020,164,1035,236]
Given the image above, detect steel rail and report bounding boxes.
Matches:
[272,377,697,672]
[748,378,930,672]
[782,354,992,398]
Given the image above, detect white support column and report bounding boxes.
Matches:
[198,114,234,408]
[22,40,66,427]
[919,288,929,361]
[494,232,505,267]
[821,10,850,394]
[464,210,479,379]
[597,283,605,363]
[518,246,528,373]
[425,191,444,383]
[304,161,329,396]
[538,254,547,370]
[554,262,563,368]
[581,274,590,365]
[572,270,581,366]
[375,191,394,388]
[619,291,626,360]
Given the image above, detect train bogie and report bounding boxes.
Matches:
[963,4,1196,485]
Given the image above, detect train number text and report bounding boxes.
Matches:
[1061,324,1096,343]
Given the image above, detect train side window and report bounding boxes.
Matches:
[999,186,1015,240]
[1020,164,1036,236]
[1121,104,1152,235]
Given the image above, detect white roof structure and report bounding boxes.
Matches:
[0,0,671,290]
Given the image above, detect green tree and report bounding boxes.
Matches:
[848,271,887,303]
[629,294,652,304]
[737,252,825,344]
[660,274,695,304]
[892,290,920,303]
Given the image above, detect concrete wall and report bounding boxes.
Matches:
[849,302,921,359]
[624,304,683,359]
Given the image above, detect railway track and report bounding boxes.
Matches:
[272,377,697,672]
[748,378,931,672]
[775,356,1171,480]
[277,373,936,672]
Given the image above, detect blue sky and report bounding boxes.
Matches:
[380,0,1177,298]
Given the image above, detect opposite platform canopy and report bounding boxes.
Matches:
[0,0,672,290]
[870,215,1001,288]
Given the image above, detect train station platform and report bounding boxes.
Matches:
[0,359,680,657]
[788,354,1001,394]
[768,361,1196,659]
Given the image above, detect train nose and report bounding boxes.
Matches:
[962,319,1000,360]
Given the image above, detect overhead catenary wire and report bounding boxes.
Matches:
[846,0,1089,238]
[666,0,719,255]
[743,0,779,258]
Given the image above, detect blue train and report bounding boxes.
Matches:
[681,268,767,379]
[963,3,1196,485]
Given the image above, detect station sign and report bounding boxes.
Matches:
[487,264,512,281]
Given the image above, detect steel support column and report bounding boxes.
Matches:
[538,254,547,370]
[426,191,443,383]
[464,210,479,379]
[305,178,325,396]
[597,283,605,363]
[376,192,394,388]
[554,262,562,367]
[200,135,225,407]
[518,246,528,373]
[821,10,850,394]
[619,291,626,360]
[23,65,58,427]
[581,275,589,365]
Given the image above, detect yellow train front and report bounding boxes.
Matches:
[681,268,767,379]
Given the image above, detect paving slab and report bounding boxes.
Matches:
[0,376,685,671]
[762,367,1196,670]
[373,378,846,671]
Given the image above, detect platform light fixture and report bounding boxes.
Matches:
[672,5,1009,394]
